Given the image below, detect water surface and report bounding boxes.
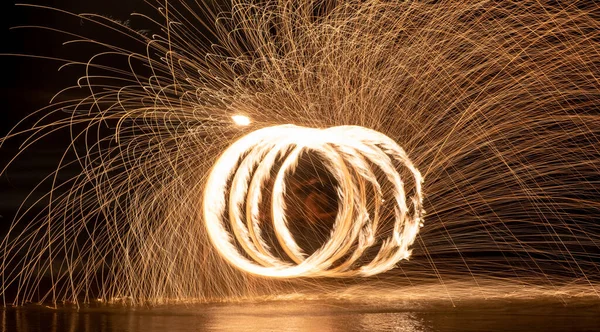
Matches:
[3,299,600,332]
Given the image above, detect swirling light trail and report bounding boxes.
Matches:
[203,125,424,278]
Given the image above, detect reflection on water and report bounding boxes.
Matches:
[3,307,428,332]
[2,300,600,332]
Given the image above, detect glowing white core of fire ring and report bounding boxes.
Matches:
[203,125,424,278]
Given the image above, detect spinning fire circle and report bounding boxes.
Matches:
[203,125,424,278]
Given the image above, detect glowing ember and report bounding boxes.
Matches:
[232,115,251,126]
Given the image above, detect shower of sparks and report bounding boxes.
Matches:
[0,0,599,306]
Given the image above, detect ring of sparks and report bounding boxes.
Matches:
[203,125,424,278]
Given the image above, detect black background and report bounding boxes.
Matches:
[0,0,150,224]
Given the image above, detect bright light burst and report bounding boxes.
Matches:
[203,125,423,277]
[0,0,599,306]
[231,115,251,126]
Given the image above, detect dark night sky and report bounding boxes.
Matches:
[0,1,149,221]
[1,0,147,131]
